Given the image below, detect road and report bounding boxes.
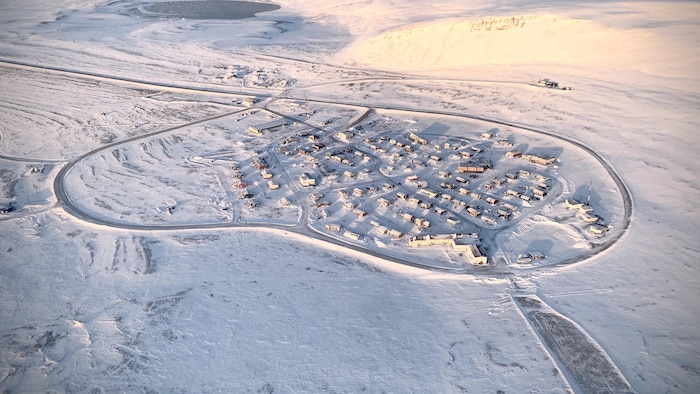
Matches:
[4,59,632,275]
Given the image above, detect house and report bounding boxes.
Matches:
[523,154,556,166]
[496,209,511,220]
[589,224,607,235]
[408,132,427,145]
[353,209,368,217]
[374,225,389,235]
[493,177,508,187]
[530,251,546,260]
[457,163,486,173]
[535,174,550,183]
[267,180,279,190]
[505,150,522,158]
[496,139,513,147]
[414,218,430,228]
[485,197,499,205]
[336,131,352,142]
[581,213,600,223]
[502,203,518,212]
[516,254,533,264]
[324,224,342,232]
[565,198,583,210]
[579,205,594,213]
[252,157,268,170]
[408,234,455,248]
[505,189,520,197]
[299,173,316,187]
[481,215,497,224]
[417,188,439,199]
[447,217,461,226]
[467,207,481,217]
[389,229,404,239]
[343,230,361,240]
[465,244,488,266]
[247,118,286,134]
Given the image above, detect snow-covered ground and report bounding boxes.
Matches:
[1,0,699,392]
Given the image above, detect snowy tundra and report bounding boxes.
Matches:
[0,0,698,393]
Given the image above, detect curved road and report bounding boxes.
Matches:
[4,59,632,275]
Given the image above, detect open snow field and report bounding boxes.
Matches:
[1,0,699,392]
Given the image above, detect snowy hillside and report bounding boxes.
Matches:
[1,0,699,393]
[337,10,699,80]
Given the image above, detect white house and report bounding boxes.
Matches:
[299,173,316,187]
[247,118,286,134]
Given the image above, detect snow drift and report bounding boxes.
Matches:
[338,14,674,74]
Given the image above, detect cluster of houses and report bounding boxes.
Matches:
[235,109,583,268]
[323,221,404,242]
[565,198,607,234]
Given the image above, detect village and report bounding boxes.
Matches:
[183,98,614,269]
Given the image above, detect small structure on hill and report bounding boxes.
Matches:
[538,79,559,88]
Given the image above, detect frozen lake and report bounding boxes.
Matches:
[142,1,280,20]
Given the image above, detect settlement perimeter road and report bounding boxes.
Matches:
[0,59,632,274]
